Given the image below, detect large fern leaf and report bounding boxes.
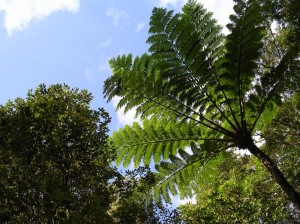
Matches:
[112,117,230,168]
[153,145,233,203]
[104,0,300,205]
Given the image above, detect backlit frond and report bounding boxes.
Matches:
[104,0,300,204]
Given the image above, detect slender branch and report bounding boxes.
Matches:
[272,119,300,131]
[250,21,299,133]
[165,93,203,120]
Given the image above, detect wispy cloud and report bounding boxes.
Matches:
[84,68,94,81]
[136,22,145,33]
[0,0,79,36]
[106,7,129,27]
[99,38,112,48]
[97,53,110,73]
[98,61,110,73]
[156,0,184,7]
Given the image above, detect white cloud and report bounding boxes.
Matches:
[136,22,145,33]
[0,0,79,36]
[196,0,234,33]
[100,38,112,48]
[106,7,129,27]
[97,53,110,72]
[99,38,112,48]
[111,96,140,126]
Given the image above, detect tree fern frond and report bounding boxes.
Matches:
[104,0,300,209]
[110,118,211,167]
[178,148,191,161]
[147,0,227,119]
[144,143,155,166]
[153,143,232,203]
[134,145,146,167]
[123,144,137,167]
[222,0,266,129]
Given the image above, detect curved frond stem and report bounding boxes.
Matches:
[164,92,235,136]
[166,68,238,135]
[146,94,234,137]
[209,62,242,131]
[155,143,235,188]
[201,115,235,137]
[237,29,247,131]
[170,44,240,134]
[272,119,300,131]
[234,6,253,131]
[217,81,242,130]
[201,87,240,132]
[176,59,239,133]
[164,93,203,118]
[165,35,238,134]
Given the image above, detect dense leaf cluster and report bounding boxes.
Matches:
[0,84,115,223]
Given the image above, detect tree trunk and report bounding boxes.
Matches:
[247,140,300,211]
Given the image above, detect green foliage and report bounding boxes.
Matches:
[113,117,206,167]
[263,93,300,193]
[171,96,300,224]
[178,153,299,223]
[0,84,116,223]
[262,0,300,44]
[103,0,300,206]
[109,166,182,224]
[178,98,300,222]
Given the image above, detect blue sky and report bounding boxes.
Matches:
[0,0,234,205]
[0,0,234,131]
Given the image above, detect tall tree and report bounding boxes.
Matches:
[103,0,300,210]
[0,84,116,223]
